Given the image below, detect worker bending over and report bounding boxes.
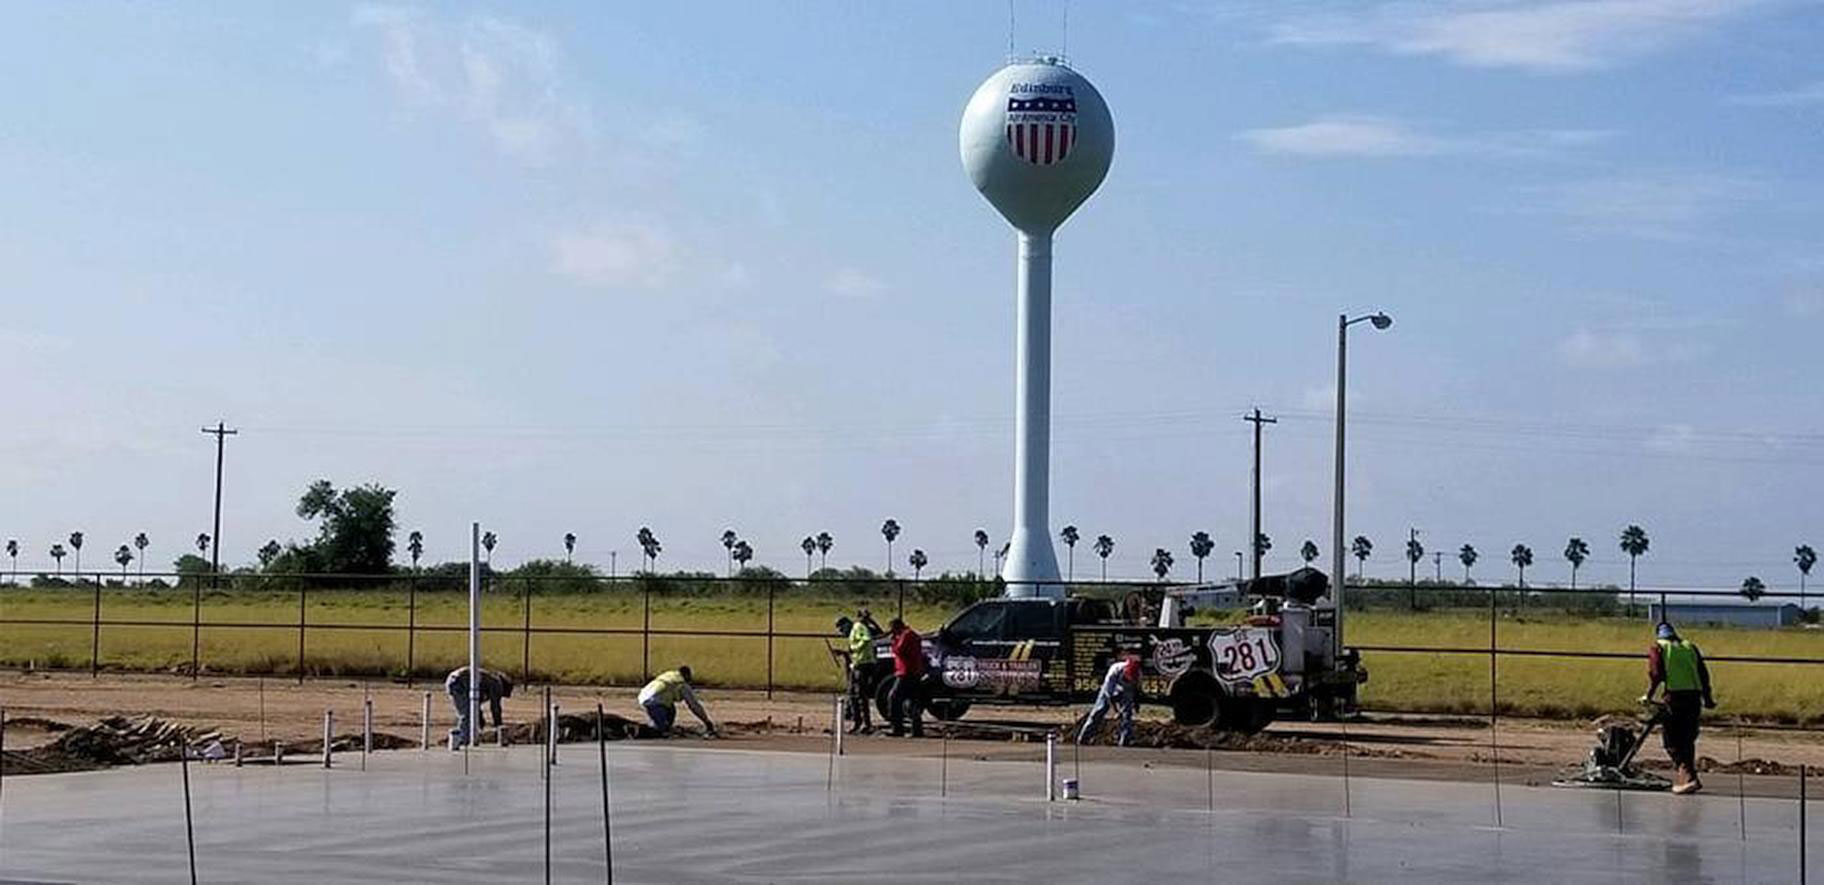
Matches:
[445,666,514,748]
[639,666,717,737]
[838,610,883,734]
[887,617,926,737]
[1645,622,1716,794]
[1078,654,1140,746]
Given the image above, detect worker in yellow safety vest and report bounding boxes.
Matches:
[638,666,717,737]
[837,612,881,734]
[1644,622,1716,794]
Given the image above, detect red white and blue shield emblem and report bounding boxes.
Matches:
[1006,93,1077,166]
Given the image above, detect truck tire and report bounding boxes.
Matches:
[874,676,897,720]
[1167,671,1220,726]
[928,699,971,721]
[1214,696,1274,735]
[873,675,967,721]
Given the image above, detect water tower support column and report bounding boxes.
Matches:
[1005,230,1063,594]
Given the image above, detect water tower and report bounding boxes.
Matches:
[960,58,1114,597]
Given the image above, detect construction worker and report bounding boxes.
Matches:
[1077,654,1140,746]
[639,666,717,737]
[836,614,879,733]
[444,666,514,748]
[887,617,926,737]
[1644,622,1716,794]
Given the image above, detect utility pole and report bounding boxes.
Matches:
[1433,551,1443,582]
[197,422,237,680]
[1243,408,1277,581]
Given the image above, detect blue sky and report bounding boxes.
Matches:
[1,1,1820,589]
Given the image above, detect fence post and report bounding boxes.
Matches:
[522,578,533,684]
[406,572,417,684]
[766,580,775,699]
[297,585,308,684]
[89,575,101,676]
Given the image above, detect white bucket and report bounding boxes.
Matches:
[1062,778,1080,801]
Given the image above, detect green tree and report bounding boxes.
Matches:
[564,532,577,564]
[68,531,84,576]
[880,519,900,576]
[196,533,211,556]
[1150,547,1174,581]
[1351,535,1373,580]
[1093,534,1114,581]
[1254,532,1273,561]
[50,543,65,576]
[1795,545,1816,608]
[799,535,815,579]
[133,533,149,582]
[908,548,928,580]
[1619,525,1650,611]
[1510,544,1534,588]
[481,531,497,566]
[295,480,399,574]
[257,540,282,569]
[973,529,990,576]
[731,539,754,573]
[1299,539,1320,567]
[815,531,834,571]
[407,531,424,571]
[1459,544,1478,583]
[5,539,17,582]
[1740,575,1765,603]
[1564,537,1590,589]
[636,527,661,573]
[1189,531,1215,581]
[720,529,738,576]
[173,553,210,587]
[1058,525,1080,581]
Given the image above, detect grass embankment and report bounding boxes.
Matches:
[2,589,1819,723]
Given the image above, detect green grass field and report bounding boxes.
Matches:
[4,587,1820,723]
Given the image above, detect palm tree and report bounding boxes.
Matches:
[1795,545,1816,608]
[908,548,928,580]
[481,531,497,565]
[1564,537,1590,589]
[815,532,834,571]
[994,541,1010,574]
[731,539,753,573]
[196,533,210,557]
[1619,525,1650,612]
[1093,534,1114,581]
[133,533,149,583]
[5,539,17,583]
[50,543,66,576]
[635,527,660,573]
[564,532,577,564]
[798,536,816,578]
[1059,525,1080,581]
[720,529,738,576]
[1299,540,1320,567]
[1510,544,1534,588]
[257,540,282,569]
[114,544,133,580]
[1351,535,1373,580]
[1459,544,1478,583]
[973,529,990,576]
[1740,575,1766,603]
[1254,533,1273,565]
[1189,531,1214,582]
[68,532,84,577]
[407,531,424,571]
[1150,547,1174,581]
[1404,533,1424,610]
[880,519,901,575]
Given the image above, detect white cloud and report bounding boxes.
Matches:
[549,222,679,289]
[352,6,588,164]
[1519,171,1763,239]
[1728,80,1824,107]
[1559,328,1648,368]
[1271,0,1771,73]
[1237,114,1612,158]
[825,269,887,299]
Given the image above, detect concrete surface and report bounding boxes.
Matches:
[0,741,1813,883]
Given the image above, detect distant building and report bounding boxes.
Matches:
[1648,602,1802,629]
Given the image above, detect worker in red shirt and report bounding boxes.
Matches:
[887,617,926,737]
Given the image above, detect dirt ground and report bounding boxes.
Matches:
[2,671,1818,790]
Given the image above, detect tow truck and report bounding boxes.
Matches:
[873,567,1365,733]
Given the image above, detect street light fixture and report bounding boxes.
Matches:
[1332,311,1392,667]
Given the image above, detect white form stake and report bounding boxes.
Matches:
[469,522,481,749]
[421,692,431,751]
[363,697,374,760]
[1045,732,1057,802]
[834,694,844,757]
[322,710,333,769]
[548,701,559,767]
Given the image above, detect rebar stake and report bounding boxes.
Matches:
[1045,732,1057,802]
[421,692,431,751]
[322,710,333,769]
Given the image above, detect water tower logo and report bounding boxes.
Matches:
[1005,87,1078,165]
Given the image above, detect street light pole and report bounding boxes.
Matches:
[1332,313,1391,667]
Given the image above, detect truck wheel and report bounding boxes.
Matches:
[1215,697,1274,735]
[1168,672,1220,726]
[874,676,896,720]
[928,699,971,721]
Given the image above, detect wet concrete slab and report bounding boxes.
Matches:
[0,742,1812,883]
